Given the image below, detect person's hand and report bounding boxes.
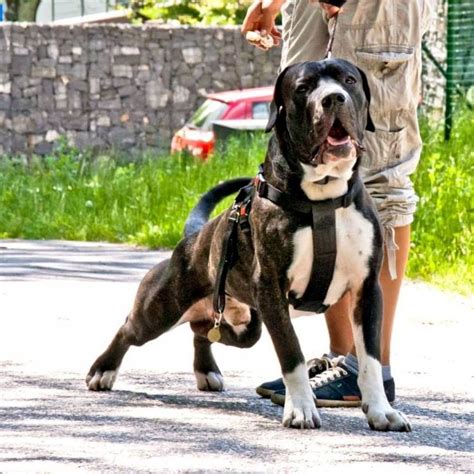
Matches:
[241,0,283,51]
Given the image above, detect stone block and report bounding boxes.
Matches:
[109,127,136,148]
[23,85,41,98]
[118,85,137,97]
[71,64,87,80]
[89,78,100,94]
[0,82,11,94]
[65,114,88,131]
[112,65,133,78]
[11,55,32,75]
[34,141,54,155]
[97,116,111,127]
[99,98,121,110]
[173,85,190,104]
[12,115,32,133]
[46,130,60,142]
[32,66,56,79]
[119,46,140,56]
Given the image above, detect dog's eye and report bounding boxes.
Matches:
[345,76,357,85]
[296,85,309,94]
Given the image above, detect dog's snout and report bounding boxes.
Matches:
[322,93,346,109]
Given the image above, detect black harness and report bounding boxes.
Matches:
[212,168,363,320]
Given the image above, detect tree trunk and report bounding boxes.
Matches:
[6,0,42,21]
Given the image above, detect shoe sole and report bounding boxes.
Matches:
[256,387,276,399]
[270,393,395,408]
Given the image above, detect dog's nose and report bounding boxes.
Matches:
[322,93,346,109]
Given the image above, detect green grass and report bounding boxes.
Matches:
[408,112,473,294]
[0,115,472,294]
[0,136,265,248]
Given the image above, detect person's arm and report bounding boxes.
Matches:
[242,0,346,50]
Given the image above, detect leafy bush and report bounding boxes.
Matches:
[130,0,250,25]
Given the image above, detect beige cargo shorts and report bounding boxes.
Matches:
[280,0,434,278]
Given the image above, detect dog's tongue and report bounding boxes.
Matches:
[327,135,351,146]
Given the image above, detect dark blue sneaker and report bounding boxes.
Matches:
[255,355,337,398]
[270,362,396,408]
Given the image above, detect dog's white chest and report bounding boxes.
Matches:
[287,204,374,306]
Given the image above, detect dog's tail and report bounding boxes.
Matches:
[184,178,252,237]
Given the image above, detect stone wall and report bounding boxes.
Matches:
[0,18,446,156]
[0,23,281,155]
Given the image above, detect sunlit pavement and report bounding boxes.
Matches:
[0,240,472,472]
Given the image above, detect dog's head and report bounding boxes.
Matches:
[266,59,374,185]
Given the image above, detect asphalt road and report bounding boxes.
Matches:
[0,239,472,473]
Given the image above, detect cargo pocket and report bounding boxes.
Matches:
[362,127,407,172]
[355,45,416,110]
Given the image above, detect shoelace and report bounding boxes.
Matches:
[307,355,345,378]
[310,364,348,388]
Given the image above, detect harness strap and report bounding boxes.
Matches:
[294,200,337,312]
[256,171,362,313]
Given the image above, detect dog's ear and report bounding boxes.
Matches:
[265,66,291,133]
[356,66,375,132]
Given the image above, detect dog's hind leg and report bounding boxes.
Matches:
[86,255,210,391]
[351,276,411,432]
[190,308,262,391]
[192,334,225,391]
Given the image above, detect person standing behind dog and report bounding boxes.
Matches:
[242,0,434,406]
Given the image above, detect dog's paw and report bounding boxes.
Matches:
[86,369,119,391]
[282,398,321,429]
[362,402,411,432]
[194,371,225,392]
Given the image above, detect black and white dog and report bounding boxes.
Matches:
[86,59,410,432]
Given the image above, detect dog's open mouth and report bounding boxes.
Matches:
[326,119,351,147]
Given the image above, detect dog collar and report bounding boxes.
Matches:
[255,169,363,313]
[255,170,362,214]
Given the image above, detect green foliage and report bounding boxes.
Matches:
[0,134,265,248]
[408,110,474,294]
[0,112,472,293]
[129,0,250,25]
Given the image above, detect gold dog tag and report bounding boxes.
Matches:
[207,326,221,343]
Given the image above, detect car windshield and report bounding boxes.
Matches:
[189,99,227,131]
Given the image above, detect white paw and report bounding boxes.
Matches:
[363,402,411,432]
[195,371,225,392]
[282,398,321,429]
[86,369,119,391]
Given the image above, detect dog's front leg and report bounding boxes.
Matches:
[257,277,321,429]
[352,276,411,432]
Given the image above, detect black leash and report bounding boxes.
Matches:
[324,12,339,59]
[208,184,253,343]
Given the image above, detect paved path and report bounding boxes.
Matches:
[0,240,472,472]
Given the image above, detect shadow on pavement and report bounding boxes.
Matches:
[0,240,167,282]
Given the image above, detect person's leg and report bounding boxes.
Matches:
[379,224,411,365]
[325,224,411,365]
[324,292,353,356]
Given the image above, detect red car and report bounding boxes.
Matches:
[171,86,274,159]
